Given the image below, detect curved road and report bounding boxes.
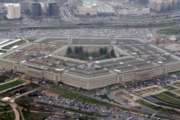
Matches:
[10,103,20,120]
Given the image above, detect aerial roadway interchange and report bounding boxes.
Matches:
[1,0,180,120]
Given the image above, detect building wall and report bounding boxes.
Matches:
[122,71,136,82]
[86,73,117,89]
[44,71,62,82]
[0,58,180,90]
[134,66,163,80]
[62,72,117,90]
[62,73,89,89]
[22,65,44,79]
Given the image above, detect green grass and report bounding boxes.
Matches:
[173,82,180,88]
[0,102,11,112]
[0,112,14,120]
[169,70,180,75]
[138,99,180,118]
[22,111,49,120]
[0,75,11,83]
[0,50,6,53]
[153,92,180,108]
[0,111,14,120]
[0,101,6,106]
[138,99,160,110]
[164,85,176,90]
[49,85,112,107]
[0,80,24,92]
[158,27,180,35]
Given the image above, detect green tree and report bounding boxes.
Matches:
[110,49,116,58]
[66,47,72,56]
[99,47,107,55]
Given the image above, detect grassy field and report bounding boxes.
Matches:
[153,92,180,109]
[172,82,180,88]
[0,79,24,92]
[138,99,161,110]
[22,111,49,120]
[0,111,14,120]
[49,85,112,107]
[0,102,14,120]
[158,27,180,35]
[0,102,11,112]
[138,99,180,119]
[173,89,180,95]
[163,85,176,90]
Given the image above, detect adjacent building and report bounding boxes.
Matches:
[149,0,180,12]
[47,2,59,17]
[31,2,42,18]
[4,3,21,19]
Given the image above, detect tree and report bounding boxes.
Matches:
[110,49,116,58]
[99,47,107,55]
[16,97,32,112]
[74,46,82,54]
[79,46,83,54]
[66,47,72,55]
[74,46,84,58]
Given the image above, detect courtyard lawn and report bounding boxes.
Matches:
[0,79,25,92]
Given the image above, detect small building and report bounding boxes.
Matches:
[149,0,180,12]
[47,2,59,17]
[76,0,115,16]
[31,2,42,18]
[4,3,21,19]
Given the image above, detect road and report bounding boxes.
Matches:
[10,102,20,120]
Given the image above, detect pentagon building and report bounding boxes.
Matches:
[0,38,180,90]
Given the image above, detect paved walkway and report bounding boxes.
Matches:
[10,103,20,120]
